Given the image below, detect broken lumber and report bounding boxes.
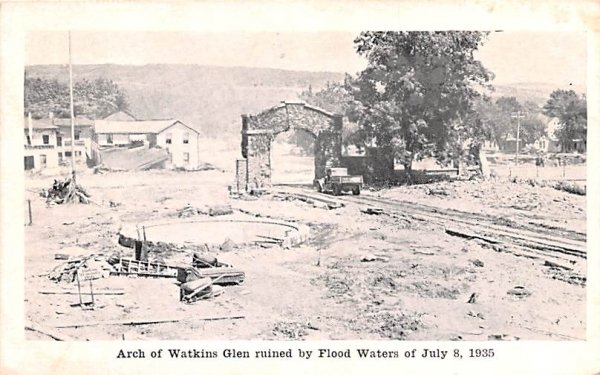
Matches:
[177,266,245,285]
[52,315,245,329]
[360,207,385,215]
[543,260,573,271]
[445,227,501,244]
[25,323,73,341]
[39,289,124,296]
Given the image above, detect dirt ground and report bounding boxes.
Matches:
[24,167,586,341]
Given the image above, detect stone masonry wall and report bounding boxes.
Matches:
[238,102,342,192]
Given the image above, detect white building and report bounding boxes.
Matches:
[24,117,59,170]
[52,117,95,165]
[94,119,200,168]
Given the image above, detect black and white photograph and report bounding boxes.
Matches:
[20,29,588,341]
[1,1,599,374]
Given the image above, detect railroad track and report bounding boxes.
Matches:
[275,186,587,263]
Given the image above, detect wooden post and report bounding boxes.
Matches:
[89,279,95,306]
[76,271,83,309]
[27,199,32,225]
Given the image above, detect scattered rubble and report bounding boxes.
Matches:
[466,292,478,304]
[271,321,319,340]
[48,255,113,283]
[506,286,532,298]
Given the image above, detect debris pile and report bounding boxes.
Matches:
[42,177,91,204]
[175,204,233,218]
[49,255,114,283]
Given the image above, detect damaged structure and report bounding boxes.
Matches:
[234,101,343,193]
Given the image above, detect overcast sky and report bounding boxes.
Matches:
[26,31,586,87]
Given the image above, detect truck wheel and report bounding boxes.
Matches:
[352,186,361,195]
[333,185,341,196]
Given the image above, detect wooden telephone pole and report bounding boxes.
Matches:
[510,111,525,166]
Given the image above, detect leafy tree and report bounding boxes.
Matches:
[542,90,587,151]
[346,31,493,174]
[298,80,360,149]
[24,77,70,119]
[25,76,129,120]
[477,97,546,146]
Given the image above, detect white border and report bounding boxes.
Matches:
[2,1,599,374]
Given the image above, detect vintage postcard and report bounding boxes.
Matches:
[1,1,599,374]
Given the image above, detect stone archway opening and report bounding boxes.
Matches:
[233,102,343,193]
[271,128,316,186]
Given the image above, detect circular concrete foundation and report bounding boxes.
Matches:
[119,214,310,249]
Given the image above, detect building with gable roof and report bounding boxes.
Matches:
[94,118,200,168]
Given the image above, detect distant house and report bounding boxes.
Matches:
[24,117,59,170]
[482,139,499,152]
[52,116,95,164]
[498,133,523,152]
[531,117,586,153]
[94,119,200,168]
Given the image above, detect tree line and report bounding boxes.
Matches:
[24,75,129,120]
[299,31,587,177]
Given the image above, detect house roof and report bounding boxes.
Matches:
[24,117,58,130]
[52,117,94,127]
[102,110,138,121]
[94,119,199,135]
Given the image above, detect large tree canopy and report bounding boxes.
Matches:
[347,31,493,173]
[542,90,587,150]
[25,76,130,120]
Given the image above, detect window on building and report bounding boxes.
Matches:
[183,152,190,163]
[107,134,113,144]
[75,151,81,157]
[58,152,63,161]
[40,154,47,167]
[24,156,34,170]
[183,133,189,144]
[65,151,72,157]
[42,135,50,145]
[74,131,81,140]
[57,136,62,146]
[26,135,31,146]
[166,133,172,144]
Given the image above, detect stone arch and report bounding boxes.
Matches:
[236,102,343,192]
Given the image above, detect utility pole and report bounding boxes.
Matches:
[68,31,76,184]
[511,111,525,166]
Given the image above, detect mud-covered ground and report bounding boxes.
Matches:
[24,167,586,341]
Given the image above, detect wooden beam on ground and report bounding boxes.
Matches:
[52,315,245,329]
[25,323,74,341]
[445,227,502,244]
[39,289,125,296]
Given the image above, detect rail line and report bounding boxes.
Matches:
[276,186,587,262]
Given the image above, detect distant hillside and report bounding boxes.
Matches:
[25,64,586,137]
[491,82,586,106]
[25,64,345,137]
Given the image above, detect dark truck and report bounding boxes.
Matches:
[314,167,363,196]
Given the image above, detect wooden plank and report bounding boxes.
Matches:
[445,227,501,244]
[39,289,125,295]
[53,315,245,329]
[25,323,74,341]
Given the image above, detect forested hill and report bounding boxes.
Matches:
[25,64,345,137]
